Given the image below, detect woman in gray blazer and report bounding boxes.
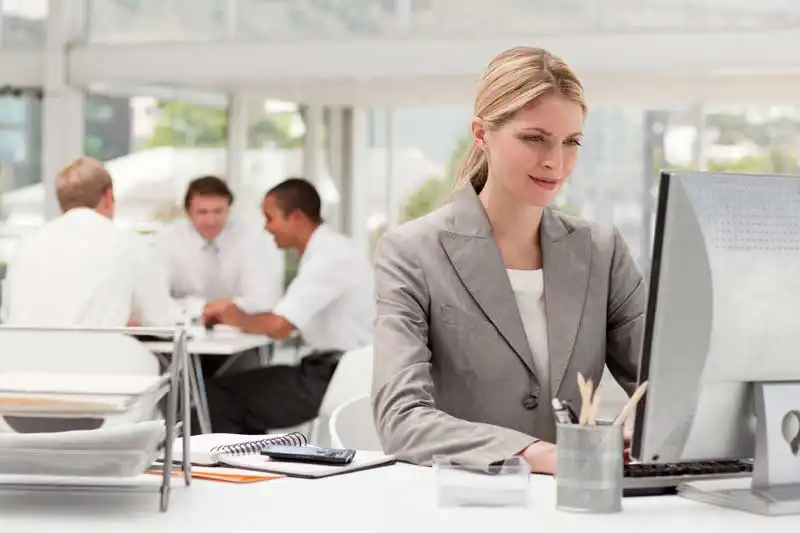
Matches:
[371,46,646,474]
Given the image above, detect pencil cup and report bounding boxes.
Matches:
[555,422,623,513]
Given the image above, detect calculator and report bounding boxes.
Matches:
[260,445,356,465]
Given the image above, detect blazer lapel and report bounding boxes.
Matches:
[541,208,592,397]
[439,188,538,378]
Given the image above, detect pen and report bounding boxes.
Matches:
[560,399,580,424]
[551,398,573,425]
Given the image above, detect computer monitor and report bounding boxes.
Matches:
[631,170,800,515]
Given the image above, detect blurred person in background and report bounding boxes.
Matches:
[1,156,180,327]
[198,178,374,434]
[152,175,284,375]
[152,175,282,320]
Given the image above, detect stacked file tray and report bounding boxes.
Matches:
[0,419,165,476]
[0,325,193,512]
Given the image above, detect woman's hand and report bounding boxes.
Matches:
[522,430,631,476]
[522,440,556,475]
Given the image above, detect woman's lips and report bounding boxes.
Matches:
[530,176,558,190]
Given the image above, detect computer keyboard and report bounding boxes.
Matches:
[623,459,753,497]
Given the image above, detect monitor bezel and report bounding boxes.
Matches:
[631,170,672,462]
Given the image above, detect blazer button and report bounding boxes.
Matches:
[522,393,538,410]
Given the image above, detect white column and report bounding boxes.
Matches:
[340,108,354,237]
[342,107,370,255]
[326,106,345,232]
[395,0,412,33]
[691,102,707,171]
[385,108,399,228]
[303,104,323,186]
[225,93,248,192]
[224,0,239,37]
[42,0,86,219]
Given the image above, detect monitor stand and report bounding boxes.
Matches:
[678,382,800,515]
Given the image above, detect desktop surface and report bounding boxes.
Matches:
[0,463,795,533]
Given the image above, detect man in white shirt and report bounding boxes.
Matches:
[151,176,282,318]
[1,157,180,327]
[199,178,374,434]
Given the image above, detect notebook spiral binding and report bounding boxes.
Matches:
[209,432,308,456]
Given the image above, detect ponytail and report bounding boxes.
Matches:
[454,143,489,193]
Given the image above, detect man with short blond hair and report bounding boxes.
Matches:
[1,156,180,327]
[55,156,114,214]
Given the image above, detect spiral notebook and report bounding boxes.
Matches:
[171,432,396,478]
[173,432,308,466]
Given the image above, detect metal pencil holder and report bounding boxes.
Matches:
[556,422,623,513]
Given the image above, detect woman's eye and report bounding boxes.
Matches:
[524,135,545,143]
[566,139,582,146]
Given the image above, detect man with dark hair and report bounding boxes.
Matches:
[199,178,374,434]
[263,177,323,224]
[183,175,234,211]
[152,175,282,321]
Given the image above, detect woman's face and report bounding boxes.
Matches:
[473,92,584,207]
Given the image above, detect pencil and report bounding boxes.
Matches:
[587,390,602,426]
[577,373,594,425]
[613,381,648,426]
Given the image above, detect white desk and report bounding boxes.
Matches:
[0,463,796,533]
[143,326,274,434]
[143,326,273,357]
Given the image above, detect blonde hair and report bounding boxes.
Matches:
[455,46,587,192]
[55,156,113,212]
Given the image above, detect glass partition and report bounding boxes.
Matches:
[82,91,231,233]
[0,92,42,279]
[86,0,800,43]
[1,0,47,48]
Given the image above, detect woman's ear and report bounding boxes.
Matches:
[471,117,487,149]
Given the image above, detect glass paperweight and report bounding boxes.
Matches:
[433,455,530,508]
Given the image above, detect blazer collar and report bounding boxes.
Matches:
[441,185,591,396]
[443,185,493,238]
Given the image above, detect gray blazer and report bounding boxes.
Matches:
[371,185,646,467]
